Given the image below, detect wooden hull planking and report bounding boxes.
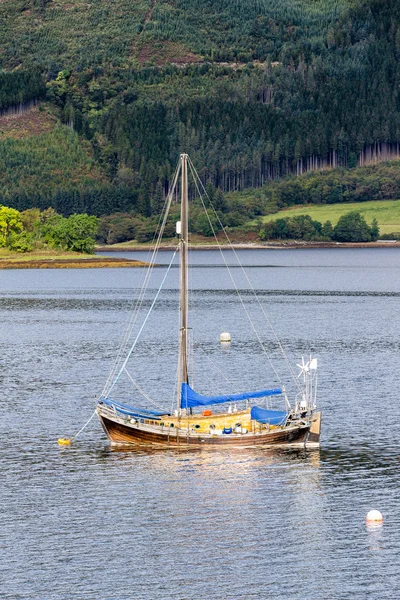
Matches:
[97,411,321,448]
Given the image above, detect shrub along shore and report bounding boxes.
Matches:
[1,199,399,270]
[0,205,148,267]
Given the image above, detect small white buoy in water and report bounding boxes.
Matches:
[220,332,231,343]
[366,510,383,524]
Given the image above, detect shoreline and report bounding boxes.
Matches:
[96,241,400,252]
[2,241,398,268]
[0,256,149,269]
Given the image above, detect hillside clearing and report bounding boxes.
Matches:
[257,200,400,235]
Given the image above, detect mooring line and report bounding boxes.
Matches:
[58,409,97,445]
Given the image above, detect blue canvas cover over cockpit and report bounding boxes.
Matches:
[250,406,288,426]
[181,383,283,409]
[99,397,168,420]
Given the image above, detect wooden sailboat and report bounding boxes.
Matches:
[97,154,321,448]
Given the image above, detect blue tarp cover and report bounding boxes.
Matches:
[99,397,168,420]
[181,383,283,409]
[250,406,288,425]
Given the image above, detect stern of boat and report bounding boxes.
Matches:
[306,411,322,447]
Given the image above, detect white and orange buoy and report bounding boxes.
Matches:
[366,510,383,525]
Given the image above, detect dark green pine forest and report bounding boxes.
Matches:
[0,0,400,230]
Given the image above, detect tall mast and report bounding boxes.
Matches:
[178,153,189,412]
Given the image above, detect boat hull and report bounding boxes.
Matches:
[97,412,321,449]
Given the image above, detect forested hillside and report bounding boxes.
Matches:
[0,0,400,218]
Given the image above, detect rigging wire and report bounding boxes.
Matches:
[123,367,164,410]
[188,157,301,391]
[188,159,282,385]
[103,167,178,394]
[102,164,181,396]
[105,163,180,391]
[194,344,233,387]
[188,157,301,389]
[107,247,179,396]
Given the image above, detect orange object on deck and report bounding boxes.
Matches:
[202,410,212,416]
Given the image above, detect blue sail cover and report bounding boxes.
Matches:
[98,397,168,420]
[250,406,288,426]
[181,383,283,409]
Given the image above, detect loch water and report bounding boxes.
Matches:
[1,248,400,599]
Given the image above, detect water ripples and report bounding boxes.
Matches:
[2,250,400,598]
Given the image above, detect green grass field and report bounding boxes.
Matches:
[258,200,400,235]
